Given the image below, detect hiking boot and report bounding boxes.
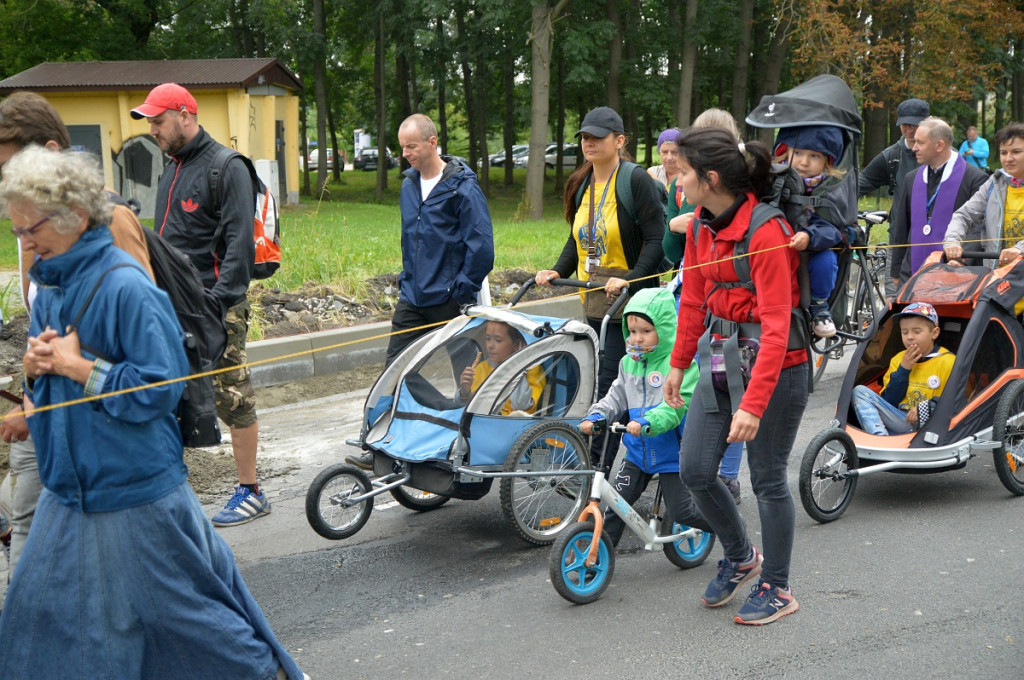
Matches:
[211,486,271,527]
[734,580,799,625]
[702,547,763,607]
[720,475,741,504]
[345,451,374,470]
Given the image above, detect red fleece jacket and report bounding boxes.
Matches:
[670,193,806,417]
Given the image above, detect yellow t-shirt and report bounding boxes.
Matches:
[880,347,956,411]
[1001,185,1024,247]
[573,168,629,280]
[470,361,546,415]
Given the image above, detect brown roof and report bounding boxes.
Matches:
[0,58,303,94]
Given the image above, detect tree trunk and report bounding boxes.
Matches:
[554,37,566,193]
[301,96,310,196]
[677,0,698,127]
[457,11,477,170]
[504,43,516,186]
[327,103,341,182]
[396,52,413,125]
[313,0,328,196]
[525,0,570,221]
[730,0,754,126]
[436,17,449,154]
[667,0,682,115]
[475,49,489,195]
[606,0,621,111]
[374,10,388,197]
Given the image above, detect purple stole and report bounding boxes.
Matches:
[910,155,966,272]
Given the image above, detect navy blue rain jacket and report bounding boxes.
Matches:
[398,158,494,307]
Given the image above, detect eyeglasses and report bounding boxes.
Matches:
[10,214,52,238]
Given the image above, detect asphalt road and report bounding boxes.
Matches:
[222,354,1023,680]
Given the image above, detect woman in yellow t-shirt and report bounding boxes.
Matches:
[533,106,667,444]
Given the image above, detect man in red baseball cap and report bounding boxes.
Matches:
[132,82,268,528]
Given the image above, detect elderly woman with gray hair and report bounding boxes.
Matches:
[0,146,304,680]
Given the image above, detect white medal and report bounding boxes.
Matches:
[648,371,664,388]
[922,224,931,236]
[927,375,941,389]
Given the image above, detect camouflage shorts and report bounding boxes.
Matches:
[214,300,257,428]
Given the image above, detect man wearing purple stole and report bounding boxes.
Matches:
[889,117,987,286]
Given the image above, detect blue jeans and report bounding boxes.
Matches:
[719,442,743,479]
[852,385,913,435]
[807,249,838,302]
[679,363,809,589]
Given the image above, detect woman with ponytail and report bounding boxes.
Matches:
[663,127,808,626]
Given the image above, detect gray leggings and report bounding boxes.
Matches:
[8,436,42,577]
[679,364,809,588]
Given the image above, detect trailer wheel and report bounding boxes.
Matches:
[799,429,858,523]
[993,379,1024,496]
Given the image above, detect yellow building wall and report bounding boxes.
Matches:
[40,88,300,205]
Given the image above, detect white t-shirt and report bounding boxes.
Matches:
[420,172,442,201]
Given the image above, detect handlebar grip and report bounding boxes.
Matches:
[508,278,535,307]
[609,423,651,436]
[959,250,1002,260]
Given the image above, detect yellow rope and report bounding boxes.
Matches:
[6,235,1011,422]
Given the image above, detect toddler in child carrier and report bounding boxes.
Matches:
[772,125,851,339]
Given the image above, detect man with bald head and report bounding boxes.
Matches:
[347,113,493,469]
[890,116,987,285]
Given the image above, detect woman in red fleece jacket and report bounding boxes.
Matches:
[663,127,809,626]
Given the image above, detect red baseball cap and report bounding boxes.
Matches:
[130,83,198,119]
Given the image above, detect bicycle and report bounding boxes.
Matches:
[810,210,890,385]
[547,423,716,604]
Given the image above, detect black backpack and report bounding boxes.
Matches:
[140,227,225,447]
[93,193,225,447]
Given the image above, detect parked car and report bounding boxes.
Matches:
[306,148,336,172]
[516,142,576,169]
[545,143,579,170]
[490,144,529,167]
[354,148,398,171]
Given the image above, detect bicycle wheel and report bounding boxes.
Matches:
[499,421,593,546]
[549,521,615,604]
[389,486,451,512]
[662,523,716,569]
[799,429,859,523]
[993,379,1024,496]
[305,464,373,540]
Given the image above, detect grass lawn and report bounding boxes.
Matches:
[262,167,572,296]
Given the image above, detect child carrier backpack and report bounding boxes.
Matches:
[690,203,813,411]
[764,160,858,236]
[208,147,281,280]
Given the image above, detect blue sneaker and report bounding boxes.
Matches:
[211,486,271,527]
[734,580,799,625]
[701,547,762,607]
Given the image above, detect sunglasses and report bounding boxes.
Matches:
[10,214,52,238]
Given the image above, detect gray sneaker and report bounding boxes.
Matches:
[720,475,741,504]
[345,451,374,470]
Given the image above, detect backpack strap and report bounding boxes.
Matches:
[68,263,145,363]
[572,160,641,216]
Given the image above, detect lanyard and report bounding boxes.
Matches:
[587,162,619,260]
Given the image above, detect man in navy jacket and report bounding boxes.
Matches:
[348,114,493,470]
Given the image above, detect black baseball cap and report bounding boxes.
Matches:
[896,98,929,126]
[576,107,624,138]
